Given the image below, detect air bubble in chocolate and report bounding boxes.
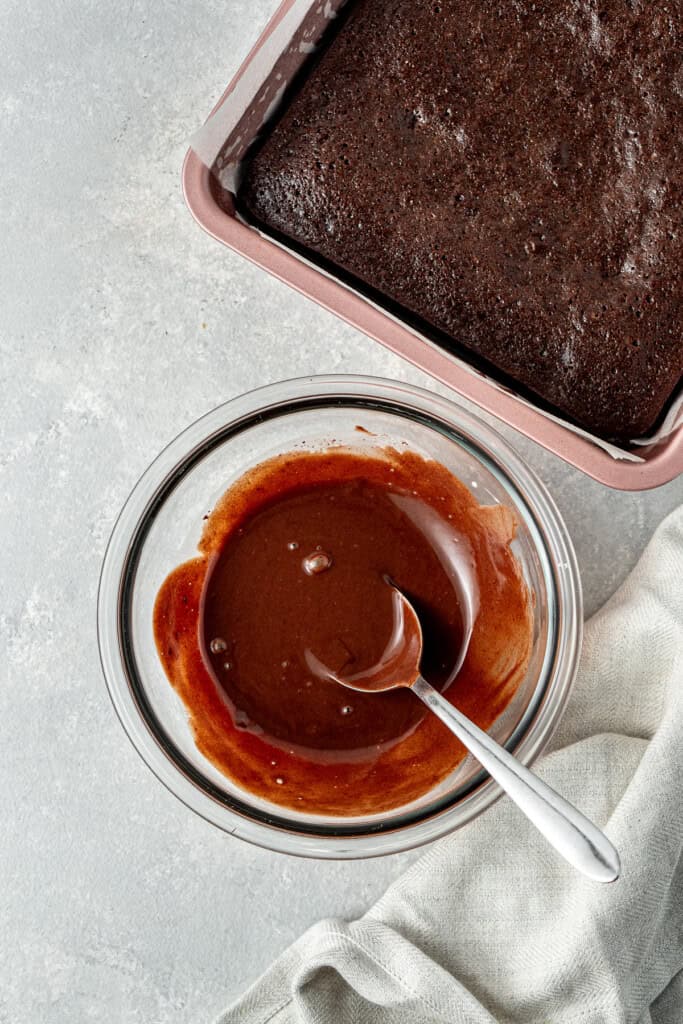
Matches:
[210,637,227,654]
[302,550,333,576]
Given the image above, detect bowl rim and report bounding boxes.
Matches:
[97,373,583,858]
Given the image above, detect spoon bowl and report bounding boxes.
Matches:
[306,586,424,692]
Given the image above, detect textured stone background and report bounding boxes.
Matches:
[1,1,681,1020]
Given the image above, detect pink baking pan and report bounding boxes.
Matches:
[182,0,682,491]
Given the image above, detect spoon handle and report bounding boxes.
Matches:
[412,676,620,883]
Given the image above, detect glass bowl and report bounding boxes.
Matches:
[98,375,582,858]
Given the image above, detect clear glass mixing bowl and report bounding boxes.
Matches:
[98,375,582,858]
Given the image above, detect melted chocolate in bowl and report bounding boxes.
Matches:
[153,448,533,816]
[202,480,466,751]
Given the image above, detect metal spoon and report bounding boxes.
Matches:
[317,588,621,883]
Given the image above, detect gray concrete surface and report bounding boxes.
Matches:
[1,2,681,1021]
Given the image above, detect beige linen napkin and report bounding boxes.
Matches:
[220,505,683,1024]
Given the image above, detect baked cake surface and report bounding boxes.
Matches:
[239,0,682,441]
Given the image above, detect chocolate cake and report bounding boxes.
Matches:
[238,0,682,442]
